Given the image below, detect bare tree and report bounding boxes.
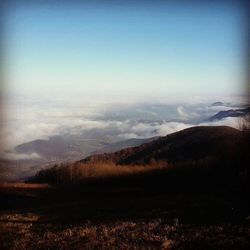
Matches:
[238,115,250,136]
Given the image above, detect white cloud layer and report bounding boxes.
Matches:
[1,152,41,160]
[0,95,246,153]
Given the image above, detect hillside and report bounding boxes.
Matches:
[14,135,110,160]
[14,135,157,162]
[93,137,159,154]
[30,125,248,186]
[81,126,240,165]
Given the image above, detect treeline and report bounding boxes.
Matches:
[29,160,168,185]
[28,152,249,192]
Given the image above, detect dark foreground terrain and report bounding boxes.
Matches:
[0,176,249,250]
[1,126,250,249]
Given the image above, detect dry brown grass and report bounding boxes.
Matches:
[1,213,249,250]
[0,182,51,189]
[35,160,169,184]
[71,161,166,178]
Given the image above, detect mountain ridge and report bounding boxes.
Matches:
[80,126,240,166]
[208,107,250,121]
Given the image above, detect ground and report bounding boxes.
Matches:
[0,182,249,249]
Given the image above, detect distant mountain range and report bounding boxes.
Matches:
[15,136,108,161]
[2,136,157,180]
[208,107,250,121]
[81,126,240,166]
[14,136,157,161]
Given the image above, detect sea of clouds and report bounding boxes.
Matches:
[0,93,247,160]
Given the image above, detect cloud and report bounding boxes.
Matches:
[1,122,59,149]
[1,95,245,152]
[116,117,241,140]
[1,152,41,160]
[156,122,193,136]
[177,106,189,119]
[200,117,240,129]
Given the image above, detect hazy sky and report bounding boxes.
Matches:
[2,1,247,97]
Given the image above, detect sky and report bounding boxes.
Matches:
[1,0,247,98]
[0,0,248,152]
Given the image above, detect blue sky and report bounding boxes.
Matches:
[3,1,246,98]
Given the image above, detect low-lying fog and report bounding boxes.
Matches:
[1,93,247,159]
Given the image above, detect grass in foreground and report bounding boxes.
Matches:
[0,213,249,250]
[0,181,249,250]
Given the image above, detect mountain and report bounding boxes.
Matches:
[211,101,224,106]
[81,126,240,165]
[208,107,250,121]
[93,137,159,154]
[14,135,112,161]
[7,135,113,180]
[14,135,157,161]
[1,134,158,181]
